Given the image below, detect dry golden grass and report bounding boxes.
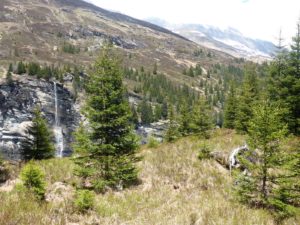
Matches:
[0,129,299,225]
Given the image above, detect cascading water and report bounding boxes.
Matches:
[53,82,64,157]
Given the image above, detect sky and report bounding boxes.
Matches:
[85,0,300,43]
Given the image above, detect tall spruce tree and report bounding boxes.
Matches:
[272,141,300,220]
[8,63,13,73]
[178,101,192,136]
[165,106,180,142]
[285,22,300,134]
[7,63,13,85]
[235,63,259,133]
[161,100,168,119]
[6,67,13,86]
[130,105,139,129]
[139,99,154,125]
[73,45,139,192]
[268,30,288,101]
[223,82,238,129]
[154,104,163,121]
[153,62,158,75]
[235,99,288,209]
[286,142,300,205]
[189,97,213,138]
[16,61,26,74]
[268,24,300,135]
[21,107,55,161]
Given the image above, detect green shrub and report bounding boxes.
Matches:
[92,179,107,193]
[198,143,211,160]
[20,162,46,199]
[62,42,80,54]
[74,190,95,212]
[147,136,159,148]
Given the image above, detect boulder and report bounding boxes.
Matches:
[210,151,228,167]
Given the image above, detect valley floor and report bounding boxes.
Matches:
[0,129,299,225]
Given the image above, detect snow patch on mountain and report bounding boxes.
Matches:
[145,18,276,61]
[213,38,270,57]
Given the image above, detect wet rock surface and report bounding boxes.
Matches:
[137,120,169,144]
[0,77,80,160]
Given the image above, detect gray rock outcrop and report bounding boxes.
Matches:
[0,76,80,160]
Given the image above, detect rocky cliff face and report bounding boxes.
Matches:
[0,76,80,160]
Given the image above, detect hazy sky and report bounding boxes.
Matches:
[85,0,300,43]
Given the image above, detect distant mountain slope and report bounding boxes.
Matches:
[146,18,276,61]
[0,0,239,82]
[57,0,190,41]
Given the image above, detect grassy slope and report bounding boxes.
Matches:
[0,129,299,225]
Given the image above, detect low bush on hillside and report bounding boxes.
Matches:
[74,190,95,212]
[20,162,46,199]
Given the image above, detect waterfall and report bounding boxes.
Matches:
[53,82,64,157]
[54,82,58,126]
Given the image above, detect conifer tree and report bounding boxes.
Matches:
[140,99,154,125]
[287,142,300,203]
[130,105,139,128]
[161,100,168,119]
[28,62,41,76]
[272,141,300,220]
[268,21,300,135]
[268,30,288,101]
[188,66,194,77]
[190,97,213,138]
[195,64,202,76]
[235,64,259,133]
[268,22,300,134]
[289,143,300,204]
[8,63,13,73]
[7,63,13,83]
[178,101,192,136]
[73,45,139,192]
[154,104,163,121]
[235,99,288,209]
[223,82,238,129]
[21,107,55,161]
[20,162,46,199]
[284,22,300,134]
[16,61,26,74]
[165,106,180,142]
[153,62,158,75]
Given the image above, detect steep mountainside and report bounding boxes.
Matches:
[146,18,276,62]
[0,0,248,160]
[0,0,237,82]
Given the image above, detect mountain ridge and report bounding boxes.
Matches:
[0,0,238,82]
[57,0,191,41]
[145,18,276,61]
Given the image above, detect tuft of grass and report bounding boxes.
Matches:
[35,158,80,186]
[0,190,63,225]
[147,136,160,148]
